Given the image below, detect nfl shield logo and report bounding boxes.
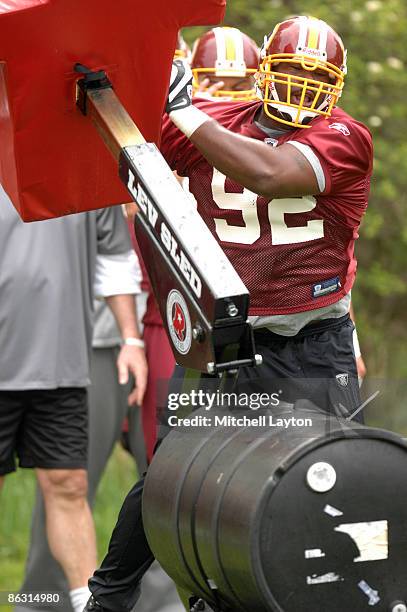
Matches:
[336,373,349,387]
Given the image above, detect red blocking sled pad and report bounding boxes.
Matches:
[0,0,226,220]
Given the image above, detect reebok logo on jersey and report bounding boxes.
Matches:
[329,123,351,136]
[312,277,341,298]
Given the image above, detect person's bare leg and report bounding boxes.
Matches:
[0,475,5,494]
[36,468,97,588]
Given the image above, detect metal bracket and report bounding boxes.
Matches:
[75,64,112,116]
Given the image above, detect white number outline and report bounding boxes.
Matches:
[211,169,324,245]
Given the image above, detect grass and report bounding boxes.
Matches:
[0,445,137,611]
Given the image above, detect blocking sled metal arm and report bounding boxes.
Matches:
[75,64,262,374]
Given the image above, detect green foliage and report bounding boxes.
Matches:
[184,0,407,381]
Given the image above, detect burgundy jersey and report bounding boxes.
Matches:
[161,100,373,315]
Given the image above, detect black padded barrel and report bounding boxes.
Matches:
[143,407,407,611]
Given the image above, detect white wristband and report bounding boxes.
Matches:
[123,337,145,348]
[169,106,210,138]
[352,328,361,359]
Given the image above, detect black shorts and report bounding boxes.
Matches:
[158,314,362,441]
[246,313,361,419]
[0,387,88,476]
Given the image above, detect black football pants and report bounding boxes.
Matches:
[89,314,362,611]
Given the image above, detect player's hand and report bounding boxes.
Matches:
[195,77,225,99]
[117,344,148,406]
[124,201,139,222]
[356,354,367,383]
[166,59,193,114]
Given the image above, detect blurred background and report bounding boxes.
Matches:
[1,0,406,604]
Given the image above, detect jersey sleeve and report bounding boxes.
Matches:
[93,251,142,298]
[287,115,373,195]
[95,206,132,256]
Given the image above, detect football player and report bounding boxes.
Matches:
[191,26,259,99]
[85,16,373,611]
[139,27,261,462]
[191,24,366,379]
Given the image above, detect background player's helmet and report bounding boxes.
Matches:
[256,16,347,128]
[174,32,191,62]
[191,27,259,100]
